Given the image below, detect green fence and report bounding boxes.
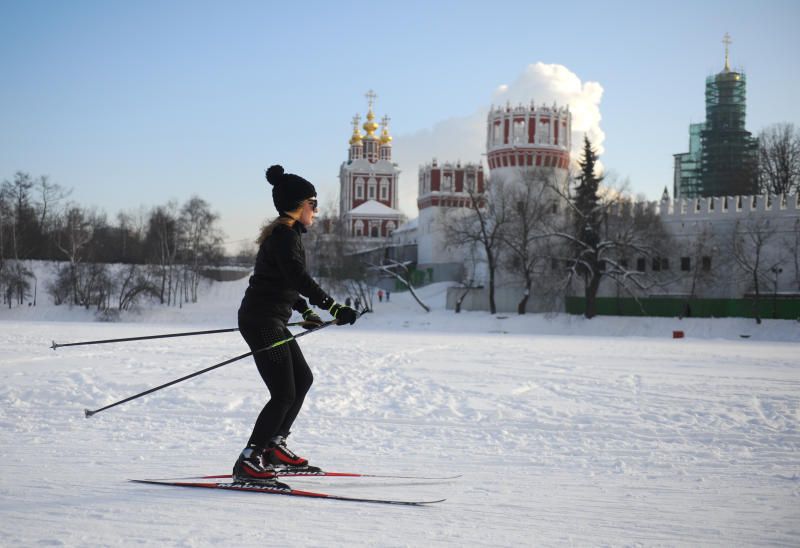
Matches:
[566,296,800,320]
[393,268,432,292]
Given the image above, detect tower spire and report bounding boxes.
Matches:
[722,32,732,72]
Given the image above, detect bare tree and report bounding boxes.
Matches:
[312,216,378,312]
[787,218,800,292]
[116,208,147,263]
[675,224,724,317]
[758,123,800,195]
[35,175,71,233]
[443,178,505,314]
[500,168,560,314]
[453,246,481,314]
[115,264,159,310]
[179,196,224,303]
[535,139,671,318]
[145,202,180,305]
[731,216,784,324]
[367,259,429,312]
[1,171,36,260]
[50,205,110,308]
[543,180,671,318]
[52,205,93,305]
[1,261,33,307]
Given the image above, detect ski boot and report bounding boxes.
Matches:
[232,446,289,488]
[265,435,321,473]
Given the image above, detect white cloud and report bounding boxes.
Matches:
[392,62,604,217]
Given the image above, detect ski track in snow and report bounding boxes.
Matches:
[0,283,799,545]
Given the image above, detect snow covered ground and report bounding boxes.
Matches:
[1,274,798,546]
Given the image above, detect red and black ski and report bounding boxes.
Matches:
[156,470,461,481]
[130,478,445,506]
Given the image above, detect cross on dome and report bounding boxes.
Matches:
[723,32,732,72]
[365,89,377,111]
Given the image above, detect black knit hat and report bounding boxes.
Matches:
[265,165,317,214]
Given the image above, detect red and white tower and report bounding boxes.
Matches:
[339,90,405,240]
[486,101,571,186]
[416,159,485,279]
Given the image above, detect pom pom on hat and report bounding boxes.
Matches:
[265,165,285,185]
[265,164,316,214]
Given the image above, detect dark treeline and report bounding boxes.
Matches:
[0,171,226,314]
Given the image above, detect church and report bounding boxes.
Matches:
[338,91,406,242]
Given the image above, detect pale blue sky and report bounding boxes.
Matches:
[1,0,798,250]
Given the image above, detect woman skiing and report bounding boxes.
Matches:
[233,164,357,484]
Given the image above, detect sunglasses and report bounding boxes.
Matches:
[307,198,319,210]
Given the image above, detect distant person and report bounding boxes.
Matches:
[345,297,351,307]
[234,164,358,486]
[354,297,361,311]
[386,290,390,302]
[378,290,384,302]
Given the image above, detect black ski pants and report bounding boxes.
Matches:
[238,320,314,448]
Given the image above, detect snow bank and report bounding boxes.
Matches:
[3,264,798,343]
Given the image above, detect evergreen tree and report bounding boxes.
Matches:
[572,136,604,318]
[574,136,603,247]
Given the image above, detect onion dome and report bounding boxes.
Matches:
[349,114,363,145]
[363,109,379,138]
[380,115,392,145]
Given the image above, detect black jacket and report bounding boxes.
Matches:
[238,221,332,324]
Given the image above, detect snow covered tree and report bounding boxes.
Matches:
[569,137,605,318]
[538,138,671,318]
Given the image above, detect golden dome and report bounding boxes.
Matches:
[380,115,392,145]
[349,114,363,145]
[363,109,379,137]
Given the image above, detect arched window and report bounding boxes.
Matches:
[368,177,377,200]
[538,120,551,144]
[443,174,452,192]
[513,120,526,143]
[354,220,364,236]
[465,173,475,193]
[380,178,389,201]
[355,178,364,200]
[370,224,379,237]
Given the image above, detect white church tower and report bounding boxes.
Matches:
[339,90,405,240]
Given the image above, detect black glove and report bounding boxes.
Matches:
[329,303,357,326]
[300,308,324,330]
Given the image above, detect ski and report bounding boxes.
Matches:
[151,470,461,481]
[130,479,445,506]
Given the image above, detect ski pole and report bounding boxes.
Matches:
[51,328,239,350]
[52,322,313,350]
[83,320,337,418]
